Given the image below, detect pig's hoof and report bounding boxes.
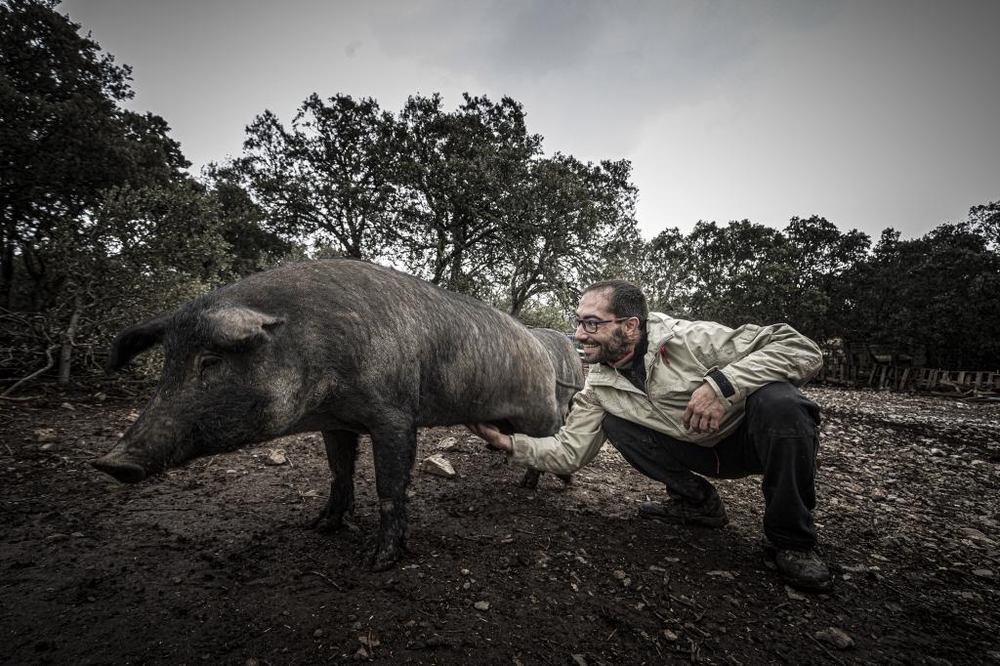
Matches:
[556,474,573,486]
[370,555,397,572]
[306,514,346,533]
[366,542,406,571]
[519,470,541,489]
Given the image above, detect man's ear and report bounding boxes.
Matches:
[624,316,643,342]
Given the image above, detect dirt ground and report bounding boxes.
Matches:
[2,385,998,665]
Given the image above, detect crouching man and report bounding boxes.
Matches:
[469,280,831,593]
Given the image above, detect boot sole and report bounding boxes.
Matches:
[638,511,728,528]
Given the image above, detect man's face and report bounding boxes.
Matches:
[574,290,636,364]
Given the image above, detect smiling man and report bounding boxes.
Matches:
[470,279,831,593]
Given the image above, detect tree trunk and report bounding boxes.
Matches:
[0,219,14,309]
[58,291,83,386]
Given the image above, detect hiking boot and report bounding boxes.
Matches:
[638,493,728,528]
[764,544,833,593]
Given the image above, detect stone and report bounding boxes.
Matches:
[707,570,736,580]
[264,450,287,466]
[785,586,808,601]
[437,436,460,451]
[421,454,456,478]
[815,627,854,649]
[957,527,993,543]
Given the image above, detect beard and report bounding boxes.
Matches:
[581,326,633,365]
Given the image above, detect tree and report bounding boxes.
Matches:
[203,166,297,277]
[899,223,1000,368]
[967,200,999,252]
[782,216,870,340]
[620,227,693,317]
[841,217,1000,370]
[485,155,639,316]
[234,94,399,259]
[0,0,186,310]
[683,220,788,326]
[0,0,198,390]
[394,93,541,293]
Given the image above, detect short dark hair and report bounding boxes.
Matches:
[582,280,648,323]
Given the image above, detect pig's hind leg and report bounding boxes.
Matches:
[367,421,418,571]
[308,430,359,532]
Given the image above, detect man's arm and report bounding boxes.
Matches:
[695,321,823,406]
[468,388,608,476]
[467,423,512,452]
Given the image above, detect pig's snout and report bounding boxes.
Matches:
[91,456,147,484]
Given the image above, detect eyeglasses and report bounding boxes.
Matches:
[569,316,629,333]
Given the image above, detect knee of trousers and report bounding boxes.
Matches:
[602,413,657,449]
[745,383,820,434]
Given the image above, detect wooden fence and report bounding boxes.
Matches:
[818,362,1000,395]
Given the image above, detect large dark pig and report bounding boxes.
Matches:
[519,328,584,489]
[93,259,570,569]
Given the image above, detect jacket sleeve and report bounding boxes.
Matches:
[696,321,824,406]
[508,386,608,475]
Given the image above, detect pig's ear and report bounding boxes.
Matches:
[107,313,171,372]
[203,307,285,349]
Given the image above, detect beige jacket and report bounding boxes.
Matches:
[509,313,823,475]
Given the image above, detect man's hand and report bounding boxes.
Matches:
[467,423,514,453]
[683,382,727,433]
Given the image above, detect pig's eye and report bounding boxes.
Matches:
[199,354,223,377]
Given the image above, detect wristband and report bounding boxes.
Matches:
[707,369,735,398]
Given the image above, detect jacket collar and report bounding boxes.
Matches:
[646,312,677,352]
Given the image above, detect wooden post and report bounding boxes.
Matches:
[898,367,910,390]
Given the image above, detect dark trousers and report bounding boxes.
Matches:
[603,382,821,550]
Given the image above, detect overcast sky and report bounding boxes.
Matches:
[59,0,999,241]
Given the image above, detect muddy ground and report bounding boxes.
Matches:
[1,385,998,665]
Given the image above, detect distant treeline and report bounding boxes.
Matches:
[2,1,998,393]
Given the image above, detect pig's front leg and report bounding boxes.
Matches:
[368,423,418,570]
[308,430,359,532]
[520,468,573,489]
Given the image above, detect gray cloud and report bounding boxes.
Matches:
[56,0,1000,238]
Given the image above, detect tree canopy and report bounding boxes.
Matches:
[0,0,286,389]
[2,0,998,395]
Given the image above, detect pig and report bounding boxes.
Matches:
[92,258,579,569]
[519,328,584,489]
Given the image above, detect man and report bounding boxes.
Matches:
[470,280,831,593]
